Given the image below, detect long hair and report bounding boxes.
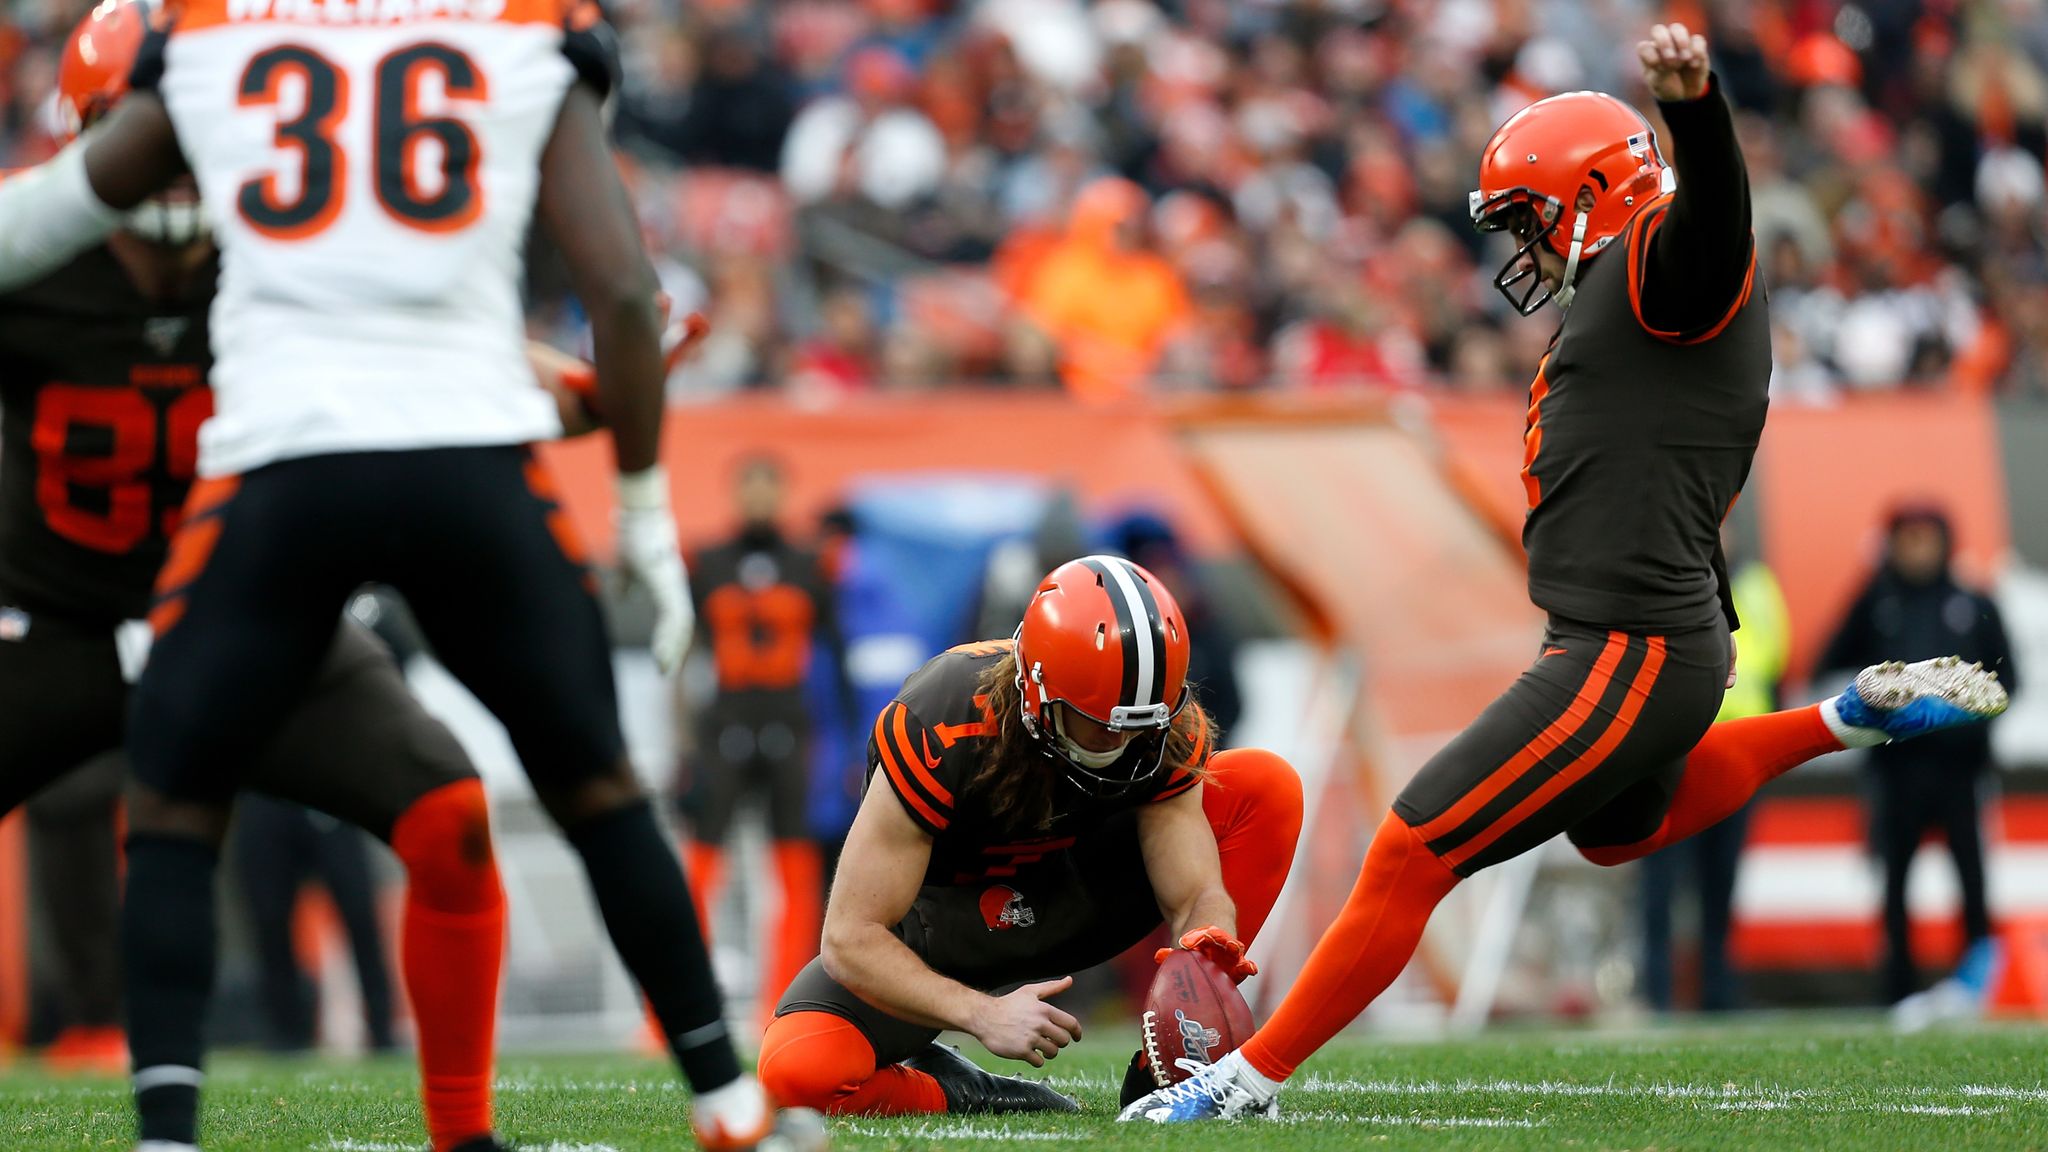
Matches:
[969,648,1216,833]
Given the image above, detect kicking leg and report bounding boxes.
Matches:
[1575,657,2008,866]
[1126,627,1723,1121]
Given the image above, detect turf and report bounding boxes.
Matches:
[2,1022,2044,1151]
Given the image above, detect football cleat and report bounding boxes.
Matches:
[1116,1051,1278,1123]
[1834,656,2009,742]
[447,1137,515,1152]
[902,1042,1080,1114]
[1119,1047,1157,1109]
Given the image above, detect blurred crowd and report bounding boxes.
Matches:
[7,0,2048,399]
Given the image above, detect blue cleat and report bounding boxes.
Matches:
[1116,1052,1278,1123]
[1832,656,2009,743]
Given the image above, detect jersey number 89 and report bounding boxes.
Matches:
[34,385,212,555]
[237,42,486,240]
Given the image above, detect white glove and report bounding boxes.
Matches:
[615,466,694,674]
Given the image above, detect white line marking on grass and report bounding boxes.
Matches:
[1280,1111,1543,1129]
[1953,1085,2048,1102]
[838,1121,1070,1142]
[1294,1076,1809,1103]
[1892,1105,2007,1117]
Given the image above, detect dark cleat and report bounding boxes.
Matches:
[902,1042,1080,1114]
[1120,1047,1161,1109]
[447,1138,514,1152]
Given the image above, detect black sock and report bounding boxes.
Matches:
[123,834,220,1146]
[566,799,741,1093]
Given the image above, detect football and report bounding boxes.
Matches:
[1139,949,1255,1088]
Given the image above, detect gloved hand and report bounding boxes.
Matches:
[1156,925,1258,983]
[559,306,712,408]
[615,466,694,674]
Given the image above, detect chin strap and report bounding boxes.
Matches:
[1552,209,1589,311]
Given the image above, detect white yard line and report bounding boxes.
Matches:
[838,1121,1073,1142]
[1278,1111,1544,1129]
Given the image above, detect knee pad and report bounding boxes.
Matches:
[758,1012,876,1111]
[1203,748,1306,838]
[392,780,502,915]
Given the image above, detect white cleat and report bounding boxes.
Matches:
[1833,656,2009,743]
[1116,1052,1279,1123]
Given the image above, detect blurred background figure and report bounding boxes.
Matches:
[1637,525,1791,1014]
[230,797,398,1054]
[680,454,851,1023]
[1016,177,1193,402]
[971,489,1091,641]
[1819,504,2018,1006]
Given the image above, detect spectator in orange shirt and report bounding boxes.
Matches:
[1018,177,1192,402]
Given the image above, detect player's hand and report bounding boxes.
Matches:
[1639,22,1710,102]
[553,304,712,424]
[1726,632,1739,690]
[1157,926,1258,984]
[615,466,695,674]
[971,977,1083,1067]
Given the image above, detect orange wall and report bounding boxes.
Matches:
[539,391,2014,687]
[1755,396,2009,680]
[536,394,1235,557]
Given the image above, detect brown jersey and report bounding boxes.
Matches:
[1520,82,1770,634]
[868,640,1207,886]
[0,246,216,622]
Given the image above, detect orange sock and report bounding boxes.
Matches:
[758,1011,947,1115]
[1202,749,1305,944]
[763,841,823,1025]
[1577,704,1840,866]
[686,841,726,943]
[391,781,505,1152]
[1239,811,1460,1082]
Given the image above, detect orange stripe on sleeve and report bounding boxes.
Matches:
[1413,632,1631,842]
[873,708,947,831]
[1626,198,1756,345]
[891,706,955,808]
[1444,637,1668,870]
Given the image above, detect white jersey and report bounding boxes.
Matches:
[140,0,613,476]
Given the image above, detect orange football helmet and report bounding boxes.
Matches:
[1468,91,1674,313]
[56,0,204,247]
[1013,555,1192,795]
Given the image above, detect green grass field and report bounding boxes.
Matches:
[3,1022,2044,1151]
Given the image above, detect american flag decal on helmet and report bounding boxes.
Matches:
[1626,131,1650,156]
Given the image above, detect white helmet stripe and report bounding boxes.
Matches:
[1096,555,1158,708]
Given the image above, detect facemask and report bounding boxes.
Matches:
[1050,707,1131,770]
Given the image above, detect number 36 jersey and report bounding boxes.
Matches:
[135,0,616,478]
